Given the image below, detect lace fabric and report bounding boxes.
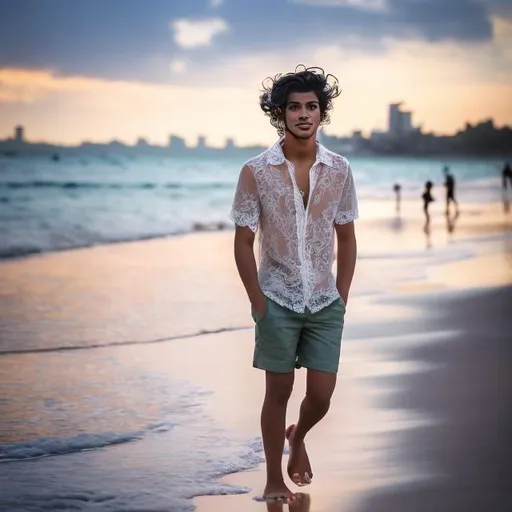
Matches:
[230,138,359,313]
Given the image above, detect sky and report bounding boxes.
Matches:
[0,0,511,147]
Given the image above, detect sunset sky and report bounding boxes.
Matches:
[0,0,511,147]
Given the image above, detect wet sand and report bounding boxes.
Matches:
[193,285,512,512]
[355,286,512,512]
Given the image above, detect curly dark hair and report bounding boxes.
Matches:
[259,65,341,136]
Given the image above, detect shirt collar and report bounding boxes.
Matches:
[266,137,333,167]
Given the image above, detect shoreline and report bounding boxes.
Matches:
[0,225,233,263]
[0,197,509,264]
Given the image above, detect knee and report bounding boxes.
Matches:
[306,390,331,413]
[266,382,293,406]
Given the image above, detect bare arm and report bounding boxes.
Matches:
[335,221,357,305]
[234,226,265,313]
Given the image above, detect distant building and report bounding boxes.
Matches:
[319,129,356,154]
[225,138,235,150]
[388,103,414,137]
[388,103,401,135]
[197,135,207,150]
[168,135,187,152]
[15,125,24,143]
[370,130,387,142]
[401,111,412,132]
[352,130,364,152]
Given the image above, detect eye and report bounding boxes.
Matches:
[309,104,318,110]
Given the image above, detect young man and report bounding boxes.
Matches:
[230,66,358,502]
[443,165,459,215]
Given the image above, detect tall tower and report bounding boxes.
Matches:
[388,103,414,136]
[197,135,207,149]
[401,111,412,132]
[388,103,402,136]
[14,125,24,143]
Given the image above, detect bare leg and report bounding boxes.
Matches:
[287,369,337,485]
[423,204,430,224]
[262,371,296,500]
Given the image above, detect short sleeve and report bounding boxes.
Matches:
[334,161,359,225]
[229,164,261,233]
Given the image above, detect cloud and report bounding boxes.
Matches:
[290,0,388,12]
[0,68,100,104]
[170,18,229,49]
[0,0,501,83]
[210,0,224,7]
[477,0,512,17]
[493,16,512,60]
[170,59,187,74]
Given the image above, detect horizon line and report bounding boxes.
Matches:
[1,116,508,149]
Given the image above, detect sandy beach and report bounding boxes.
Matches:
[1,198,511,511]
[192,286,512,512]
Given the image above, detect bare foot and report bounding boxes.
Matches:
[263,481,296,503]
[286,424,312,486]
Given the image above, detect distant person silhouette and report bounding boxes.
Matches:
[502,162,512,190]
[502,162,511,213]
[443,166,459,215]
[422,181,434,249]
[393,183,401,213]
[422,180,434,224]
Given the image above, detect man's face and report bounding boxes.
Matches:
[284,91,321,140]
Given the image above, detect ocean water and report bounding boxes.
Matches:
[0,152,505,259]
[0,346,265,511]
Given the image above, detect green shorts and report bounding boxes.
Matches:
[251,297,345,374]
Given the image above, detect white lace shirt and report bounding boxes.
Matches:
[230,138,359,314]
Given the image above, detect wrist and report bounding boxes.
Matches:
[248,288,264,304]
[337,286,349,303]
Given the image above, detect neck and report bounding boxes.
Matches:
[282,132,317,163]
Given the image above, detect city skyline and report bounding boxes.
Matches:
[0,101,507,150]
[1,1,511,147]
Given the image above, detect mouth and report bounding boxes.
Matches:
[296,123,312,129]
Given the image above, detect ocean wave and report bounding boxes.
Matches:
[0,435,264,511]
[0,221,233,260]
[0,431,144,462]
[0,180,233,191]
[0,420,181,462]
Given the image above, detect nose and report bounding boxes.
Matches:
[299,110,309,120]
